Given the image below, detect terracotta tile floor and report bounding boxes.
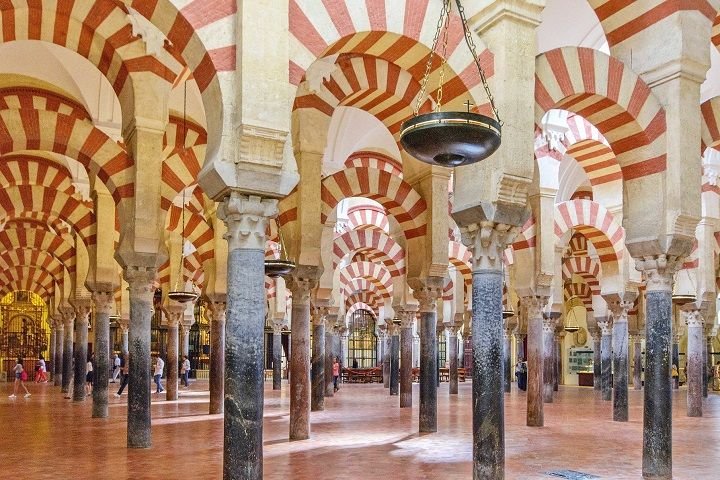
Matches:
[2,380,718,479]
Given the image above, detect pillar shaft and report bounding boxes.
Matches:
[324,327,334,397]
[449,329,459,395]
[554,337,561,392]
[390,331,400,395]
[685,311,703,417]
[49,327,56,382]
[274,328,283,392]
[593,333,601,391]
[601,327,612,402]
[526,297,546,427]
[400,320,414,408]
[210,305,227,413]
[634,337,643,390]
[383,334,391,388]
[612,318,629,421]
[288,274,315,441]
[121,327,129,354]
[92,293,113,418]
[54,321,64,387]
[166,315,180,402]
[704,336,711,398]
[311,319,325,412]
[542,318,555,403]
[73,305,90,403]
[672,340,680,390]
[417,289,439,433]
[125,269,156,449]
[61,314,74,393]
[502,332,511,393]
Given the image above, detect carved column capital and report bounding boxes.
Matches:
[164,304,184,327]
[460,221,517,272]
[52,314,64,329]
[218,192,278,251]
[208,301,227,324]
[542,313,558,333]
[607,300,633,324]
[312,307,329,326]
[683,309,704,328]
[410,278,444,313]
[92,291,115,316]
[287,276,317,305]
[519,295,548,320]
[597,318,613,336]
[634,254,682,292]
[124,265,157,303]
[74,300,92,321]
[271,320,286,335]
[398,309,417,329]
[591,329,602,342]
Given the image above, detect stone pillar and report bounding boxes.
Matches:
[514,333,525,362]
[340,327,349,367]
[633,335,643,390]
[181,325,191,357]
[554,333,562,391]
[389,323,400,396]
[311,308,326,412]
[672,336,680,390]
[61,308,75,393]
[400,310,415,408]
[502,330,511,393]
[542,314,557,403]
[73,302,91,403]
[592,330,601,391]
[218,193,276,478]
[124,267,156,448]
[609,301,633,422]
[704,335,712,398]
[382,330,391,388]
[92,292,113,418]
[272,321,284,392]
[636,255,678,479]
[165,306,182,402]
[324,317,337,397]
[684,310,703,417]
[448,325,459,395]
[49,324,56,382]
[209,301,227,414]
[53,316,64,386]
[413,280,442,433]
[523,296,547,427]
[599,319,613,402]
[120,321,129,354]
[287,270,317,441]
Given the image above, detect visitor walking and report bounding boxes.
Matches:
[180,355,190,388]
[9,357,31,398]
[85,355,95,397]
[35,356,48,383]
[115,353,130,397]
[332,356,341,392]
[153,354,164,394]
[110,354,121,383]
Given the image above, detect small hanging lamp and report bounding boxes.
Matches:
[265,219,296,278]
[400,0,501,168]
[168,188,199,304]
[564,305,581,333]
[671,268,695,305]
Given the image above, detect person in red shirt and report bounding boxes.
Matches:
[332,357,341,392]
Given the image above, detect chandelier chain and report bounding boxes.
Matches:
[435,4,452,112]
[414,0,451,116]
[454,0,502,125]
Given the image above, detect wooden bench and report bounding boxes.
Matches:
[342,367,383,383]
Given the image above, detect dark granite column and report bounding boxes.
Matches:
[704,335,711,398]
[592,330,601,391]
[554,335,562,392]
[165,306,182,402]
[414,281,441,433]
[390,325,400,395]
[92,292,113,418]
[209,302,227,414]
[672,337,680,390]
[287,269,317,441]
[542,314,556,403]
[633,335,643,390]
[449,325,459,395]
[124,267,156,449]
[599,319,612,402]
[219,193,277,478]
[61,309,75,393]
[273,322,284,392]
[610,302,631,422]
[515,333,525,362]
[324,317,337,397]
[383,330,391,388]
[502,331,511,393]
[639,258,675,479]
[525,296,547,427]
[311,310,326,412]
[54,316,64,387]
[400,311,414,408]
[685,310,703,417]
[73,302,91,403]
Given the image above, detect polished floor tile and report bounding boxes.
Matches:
[2,380,718,479]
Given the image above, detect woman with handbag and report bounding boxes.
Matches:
[9,357,31,399]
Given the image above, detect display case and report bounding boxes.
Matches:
[568,347,594,374]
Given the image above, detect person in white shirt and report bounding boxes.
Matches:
[153,355,165,394]
[111,354,121,383]
[180,355,191,388]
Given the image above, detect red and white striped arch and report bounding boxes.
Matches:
[554,199,624,268]
[339,261,392,299]
[320,167,427,239]
[0,248,65,285]
[535,47,666,181]
[700,96,720,151]
[562,256,601,294]
[511,216,536,252]
[448,240,472,286]
[161,116,207,210]
[347,204,389,232]
[442,276,454,301]
[345,290,381,312]
[0,225,76,275]
[568,232,589,256]
[0,87,91,121]
[0,185,95,247]
[345,151,403,177]
[0,154,78,197]
[347,302,376,319]
[332,228,405,276]
[564,280,593,310]
[0,266,56,301]
[165,190,214,265]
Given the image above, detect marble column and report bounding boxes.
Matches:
[684,310,703,417]
[400,310,415,408]
[54,316,64,387]
[73,302,91,403]
[311,309,326,412]
[503,331,511,392]
[218,193,276,478]
[704,335,712,398]
[383,331,391,388]
[637,256,676,479]
[672,337,680,390]
[609,301,632,422]
[124,267,156,449]
[599,319,612,402]
[120,322,129,354]
[182,325,191,357]
[415,282,441,433]
[324,318,337,397]
[165,306,182,402]
[448,325,459,395]
[340,328,349,367]
[633,335,643,390]
[273,322,284,392]
[525,296,547,427]
[389,324,400,396]
[49,325,56,382]
[554,334,562,392]
[209,302,227,414]
[61,309,75,393]
[542,314,557,403]
[92,292,113,418]
[287,271,316,441]
[592,330,601,391]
